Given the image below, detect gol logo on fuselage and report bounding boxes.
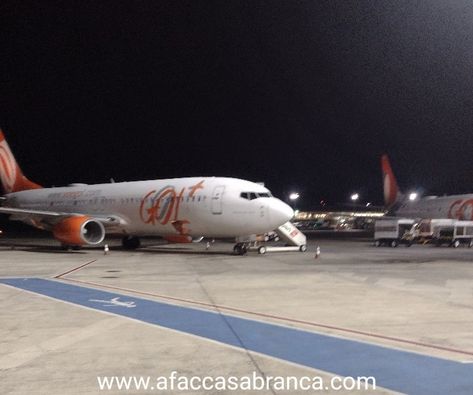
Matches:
[139,180,205,228]
[448,199,473,220]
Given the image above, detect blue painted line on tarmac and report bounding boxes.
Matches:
[2,277,472,395]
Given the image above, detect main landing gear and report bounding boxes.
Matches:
[122,235,141,250]
[233,243,248,255]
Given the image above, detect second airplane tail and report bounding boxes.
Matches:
[381,154,402,208]
[0,130,42,194]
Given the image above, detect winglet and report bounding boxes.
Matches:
[381,154,401,208]
[0,130,42,194]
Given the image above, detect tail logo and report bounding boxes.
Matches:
[0,140,17,193]
[381,155,399,208]
[383,173,394,206]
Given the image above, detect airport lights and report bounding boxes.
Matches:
[351,193,359,202]
[409,192,418,201]
[289,192,300,210]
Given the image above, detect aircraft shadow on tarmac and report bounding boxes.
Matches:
[138,245,236,256]
[0,242,89,254]
[0,239,236,256]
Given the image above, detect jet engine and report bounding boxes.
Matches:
[53,216,105,246]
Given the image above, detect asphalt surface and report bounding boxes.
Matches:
[1,235,473,394]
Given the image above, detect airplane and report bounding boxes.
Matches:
[0,130,294,254]
[382,154,473,220]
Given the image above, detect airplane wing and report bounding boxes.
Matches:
[0,207,62,217]
[0,206,127,229]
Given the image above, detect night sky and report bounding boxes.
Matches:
[2,1,473,209]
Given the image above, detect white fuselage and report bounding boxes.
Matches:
[395,194,473,220]
[4,177,294,238]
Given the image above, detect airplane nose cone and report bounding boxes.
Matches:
[270,199,294,227]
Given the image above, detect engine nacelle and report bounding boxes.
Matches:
[53,216,105,246]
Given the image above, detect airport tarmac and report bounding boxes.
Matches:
[1,236,473,394]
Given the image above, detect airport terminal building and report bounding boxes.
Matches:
[293,207,385,231]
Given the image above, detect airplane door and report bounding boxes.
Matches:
[211,186,225,214]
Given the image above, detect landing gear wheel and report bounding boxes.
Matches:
[390,240,399,248]
[233,244,247,255]
[122,236,141,250]
[299,244,307,252]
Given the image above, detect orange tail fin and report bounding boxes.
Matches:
[381,154,401,208]
[0,130,42,194]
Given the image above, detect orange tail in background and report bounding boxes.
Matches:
[0,130,42,194]
[381,154,401,208]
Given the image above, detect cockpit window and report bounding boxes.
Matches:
[240,191,272,200]
[240,192,257,200]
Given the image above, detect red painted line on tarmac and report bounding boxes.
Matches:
[53,260,98,279]
[59,276,473,358]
